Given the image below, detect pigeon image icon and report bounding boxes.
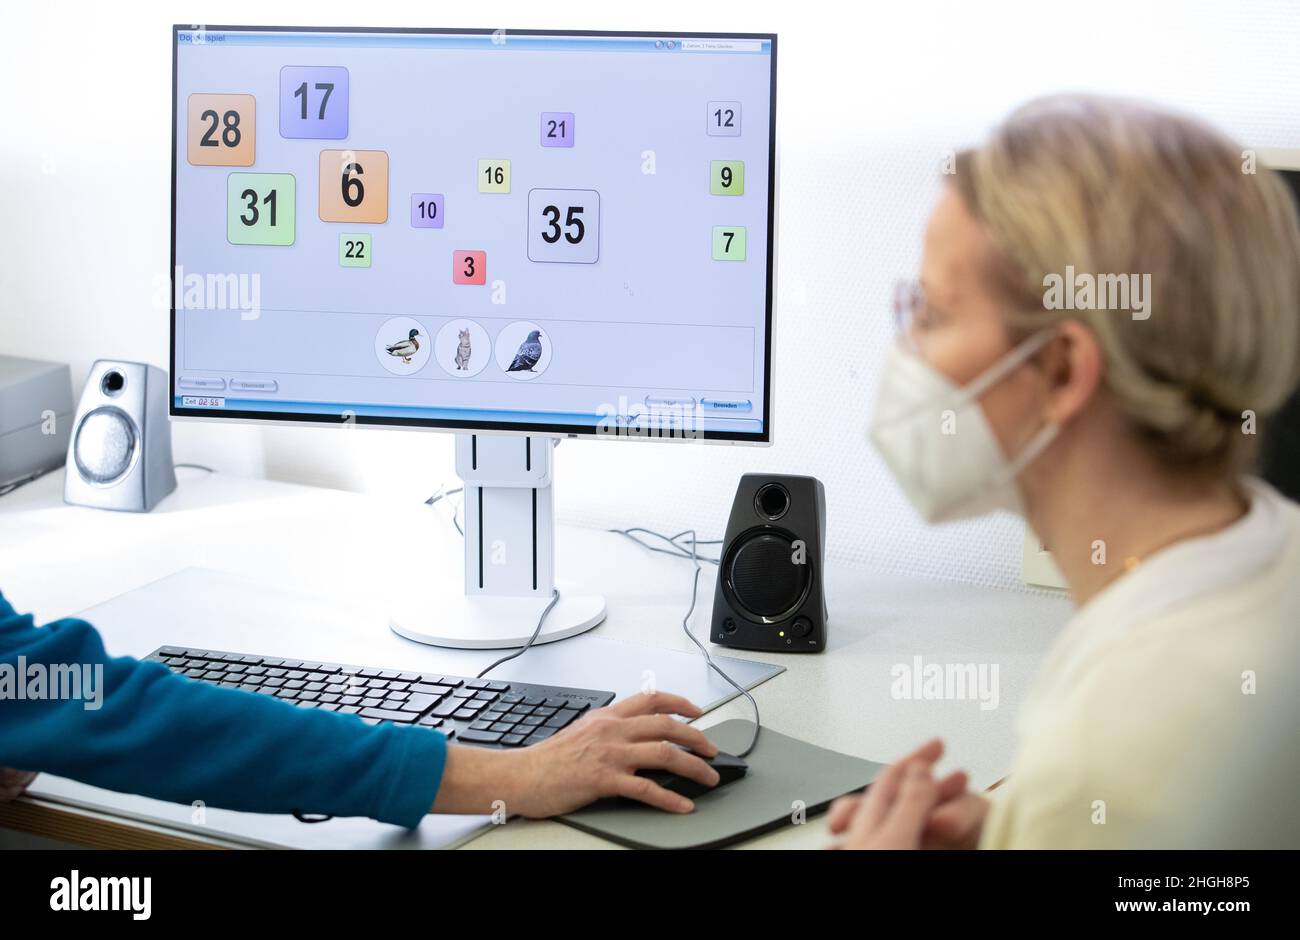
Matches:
[385,328,422,364]
[507,330,543,372]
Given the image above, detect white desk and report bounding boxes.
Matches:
[0,469,1072,848]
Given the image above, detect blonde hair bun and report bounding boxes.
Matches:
[954,94,1300,474]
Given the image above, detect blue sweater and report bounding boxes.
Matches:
[0,591,447,827]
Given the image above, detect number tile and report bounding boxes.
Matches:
[188,94,255,167]
[318,149,388,223]
[540,112,575,147]
[411,193,445,229]
[527,188,599,264]
[710,160,745,196]
[706,101,742,137]
[339,233,372,268]
[452,250,487,285]
[712,225,746,261]
[477,159,511,194]
[226,173,296,246]
[280,66,349,139]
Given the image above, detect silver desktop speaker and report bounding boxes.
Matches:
[64,361,176,512]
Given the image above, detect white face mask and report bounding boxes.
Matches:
[868,330,1059,523]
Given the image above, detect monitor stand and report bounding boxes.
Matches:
[389,433,607,650]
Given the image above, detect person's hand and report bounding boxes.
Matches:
[921,790,990,850]
[446,691,718,818]
[829,784,989,849]
[0,768,37,802]
[827,738,968,850]
[512,691,720,816]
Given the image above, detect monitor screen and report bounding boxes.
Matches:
[170,26,777,442]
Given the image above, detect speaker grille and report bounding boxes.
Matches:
[725,530,811,620]
[74,407,136,485]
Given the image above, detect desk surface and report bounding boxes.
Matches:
[0,469,1072,849]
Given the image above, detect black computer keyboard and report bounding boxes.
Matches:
[145,646,615,748]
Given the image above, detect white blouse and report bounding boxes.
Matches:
[980,477,1300,848]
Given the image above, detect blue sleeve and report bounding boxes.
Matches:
[0,591,447,828]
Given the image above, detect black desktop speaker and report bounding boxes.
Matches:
[711,474,828,653]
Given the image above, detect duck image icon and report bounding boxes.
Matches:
[386,328,422,364]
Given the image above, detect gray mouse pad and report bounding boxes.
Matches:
[558,719,885,849]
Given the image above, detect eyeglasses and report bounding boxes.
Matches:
[892,279,944,351]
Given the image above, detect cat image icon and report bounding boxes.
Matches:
[507,330,543,373]
[453,328,472,370]
[434,319,489,377]
[385,328,422,364]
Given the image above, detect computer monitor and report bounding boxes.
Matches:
[170,25,779,647]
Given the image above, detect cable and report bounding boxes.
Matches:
[423,483,551,676]
[607,526,722,565]
[425,485,464,535]
[612,525,761,758]
[173,463,214,472]
[424,486,463,505]
[475,588,561,679]
[421,490,757,757]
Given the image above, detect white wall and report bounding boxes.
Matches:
[3,0,1298,589]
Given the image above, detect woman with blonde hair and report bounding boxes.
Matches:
[833,94,1300,849]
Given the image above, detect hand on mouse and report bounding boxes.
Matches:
[827,738,969,850]
[515,691,721,816]
[432,691,721,818]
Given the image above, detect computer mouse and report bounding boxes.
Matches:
[634,749,748,800]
